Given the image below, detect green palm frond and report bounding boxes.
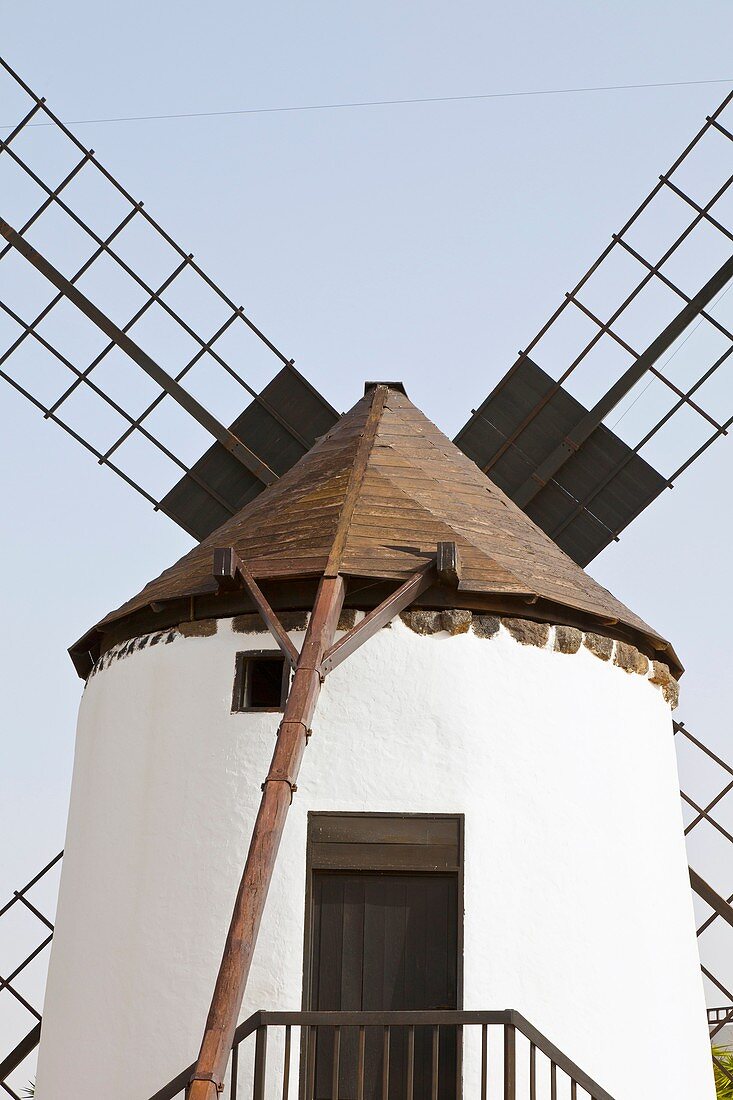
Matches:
[714,1045,733,1100]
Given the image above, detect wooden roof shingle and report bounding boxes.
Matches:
[78,384,680,673]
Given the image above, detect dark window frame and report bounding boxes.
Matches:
[231,649,290,713]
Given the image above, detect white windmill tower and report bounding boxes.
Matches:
[0,56,731,1100]
[34,381,709,1100]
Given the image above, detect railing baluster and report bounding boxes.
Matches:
[481,1024,488,1100]
[253,1025,268,1100]
[504,1023,516,1100]
[529,1042,536,1100]
[307,1025,317,1100]
[431,1025,440,1100]
[282,1024,291,1100]
[455,1023,463,1100]
[550,1061,557,1100]
[332,1026,341,1099]
[357,1025,366,1100]
[381,1026,390,1100]
[230,1042,238,1100]
[406,1025,415,1100]
[571,1080,577,1100]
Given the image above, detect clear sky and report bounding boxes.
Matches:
[1,0,732,1024]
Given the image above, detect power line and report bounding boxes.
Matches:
[20,76,733,128]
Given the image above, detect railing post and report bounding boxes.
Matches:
[357,1026,366,1100]
[504,1023,516,1100]
[381,1026,390,1100]
[455,1023,463,1100]
[253,1024,268,1100]
[529,1042,536,1100]
[406,1025,415,1100]
[332,1026,341,1100]
[307,1025,317,1100]
[282,1025,292,1100]
[229,1043,238,1100]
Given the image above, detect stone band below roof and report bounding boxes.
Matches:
[88,607,679,710]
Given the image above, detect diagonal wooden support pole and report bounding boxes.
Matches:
[188,573,345,1099]
[187,558,443,1097]
[187,389,446,1097]
[212,547,299,669]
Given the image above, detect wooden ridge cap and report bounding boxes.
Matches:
[324,384,389,577]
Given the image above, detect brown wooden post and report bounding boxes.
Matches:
[188,385,404,1097]
[187,574,345,1099]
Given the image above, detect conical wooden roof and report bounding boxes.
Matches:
[80,384,679,673]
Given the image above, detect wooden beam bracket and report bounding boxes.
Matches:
[321,558,436,676]
[212,547,299,669]
[436,541,461,587]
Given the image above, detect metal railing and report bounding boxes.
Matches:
[149,1010,615,1100]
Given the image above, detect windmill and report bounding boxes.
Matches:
[0,52,731,1100]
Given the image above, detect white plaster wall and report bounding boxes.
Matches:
[36,617,713,1100]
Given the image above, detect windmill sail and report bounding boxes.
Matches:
[0,56,339,539]
[455,89,733,566]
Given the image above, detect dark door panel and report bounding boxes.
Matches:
[309,871,458,1100]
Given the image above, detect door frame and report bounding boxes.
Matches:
[301,812,465,1013]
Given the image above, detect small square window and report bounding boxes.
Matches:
[232,651,289,712]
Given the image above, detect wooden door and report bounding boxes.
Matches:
[309,871,458,1099]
